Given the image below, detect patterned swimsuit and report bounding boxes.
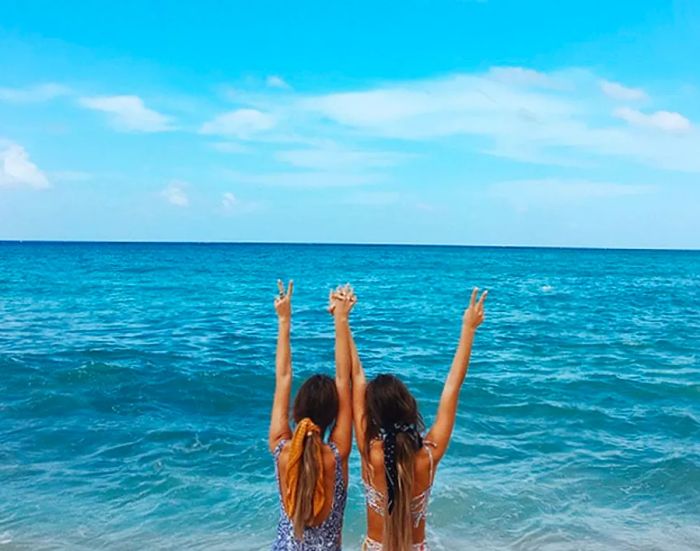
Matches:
[272,440,347,550]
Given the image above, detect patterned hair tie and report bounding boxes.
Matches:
[380,422,423,514]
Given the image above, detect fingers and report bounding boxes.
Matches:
[329,283,357,314]
[330,290,343,301]
[470,287,478,307]
[328,289,335,313]
[478,290,488,309]
[276,279,294,299]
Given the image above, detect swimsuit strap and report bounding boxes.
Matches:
[363,478,385,516]
[272,438,287,477]
[425,441,435,483]
[327,441,345,495]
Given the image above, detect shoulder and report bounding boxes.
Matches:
[367,439,384,467]
[366,439,435,471]
[323,445,338,468]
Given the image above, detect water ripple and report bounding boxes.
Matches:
[1,243,699,549]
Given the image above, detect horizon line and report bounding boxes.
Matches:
[1,239,699,253]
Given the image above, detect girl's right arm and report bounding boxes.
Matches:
[349,316,367,455]
[269,280,294,452]
[427,287,487,461]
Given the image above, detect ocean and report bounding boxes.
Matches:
[1,242,699,550]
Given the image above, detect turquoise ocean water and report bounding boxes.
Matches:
[1,242,699,550]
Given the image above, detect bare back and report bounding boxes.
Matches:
[362,440,436,545]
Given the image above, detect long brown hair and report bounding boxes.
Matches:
[290,374,339,540]
[365,374,425,551]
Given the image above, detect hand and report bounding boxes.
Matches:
[463,287,487,330]
[274,279,293,321]
[328,283,356,319]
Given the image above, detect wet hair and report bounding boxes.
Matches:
[290,374,339,539]
[365,374,425,551]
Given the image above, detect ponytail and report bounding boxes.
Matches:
[380,424,423,551]
[284,418,326,541]
[292,431,322,539]
[384,433,416,551]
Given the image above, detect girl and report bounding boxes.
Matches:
[350,286,487,551]
[269,280,355,550]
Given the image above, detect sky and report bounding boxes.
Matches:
[1,0,699,248]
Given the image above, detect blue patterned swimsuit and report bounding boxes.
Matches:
[272,439,347,550]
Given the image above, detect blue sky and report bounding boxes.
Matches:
[1,0,699,248]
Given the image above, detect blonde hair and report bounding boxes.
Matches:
[291,430,322,539]
[383,433,416,551]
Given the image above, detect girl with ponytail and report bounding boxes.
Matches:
[351,287,487,550]
[269,280,355,550]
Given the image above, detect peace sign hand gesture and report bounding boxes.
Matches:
[274,279,294,322]
[463,287,487,331]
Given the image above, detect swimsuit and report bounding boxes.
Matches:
[272,439,347,550]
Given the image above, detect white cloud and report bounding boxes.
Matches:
[488,67,560,88]
[600,80,647,101]
[614,107,692,133]
[276,147,405,170]
[222,192,238,210]
[225,170,382,188]
[161,181,189,206]
[295,69,700,172]
[79,95,173,132]
[200,108,276,138]
[219,191,262,214]
[266,75,291,89]
[0,83,70,103]
[491,179,654,211]
[301,73,576,136]
[0,143,50,189]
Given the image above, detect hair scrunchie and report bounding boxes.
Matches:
[285,418,325,518]
[380,422,423,514]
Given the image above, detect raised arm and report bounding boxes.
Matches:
[427,287,487,461]
[268,280,294,452]
[329,287,354,459]
[349,317,367,455]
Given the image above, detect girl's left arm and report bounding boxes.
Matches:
[427,287,487,461]
[349,322,367,455]
[329,288,354,460]
[269,280,294,452]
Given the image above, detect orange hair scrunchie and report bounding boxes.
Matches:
[284,418,326,518]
